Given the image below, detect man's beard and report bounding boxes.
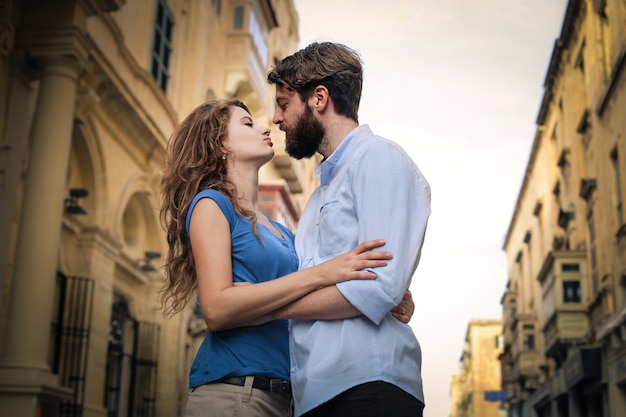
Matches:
[284,104,325,160]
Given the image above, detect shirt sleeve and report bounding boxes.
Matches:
[336,140,431,325]
[185,190,235,236]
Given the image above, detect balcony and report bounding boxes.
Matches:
[259,184,299,231]
[563,347,602,390]
[224,0,277,114]
[595,302,626,343]
[508,316,541,395]
[510,315,537,360]
[538,250,589,362]
[272,151,304,194]
[500,354,514,379]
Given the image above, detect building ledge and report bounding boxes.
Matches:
[596,303,626,341]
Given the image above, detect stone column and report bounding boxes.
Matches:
[0,55,80,415]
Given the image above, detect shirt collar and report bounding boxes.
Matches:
[317,125,369,186]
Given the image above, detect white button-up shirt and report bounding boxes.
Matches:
[290,124,431,416]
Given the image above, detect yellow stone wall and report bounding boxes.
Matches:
[499,1,626,416]
[0,1,307,416]
[451,319,505,417]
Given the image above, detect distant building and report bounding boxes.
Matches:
[499,1,626,416]
[0,1,310,416]
[450,319,506,417]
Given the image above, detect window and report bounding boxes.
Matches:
[557,148,570,168]
[611,148,624,227]
[233,5,245,30]
[249,7,269,66]
[563,281,581,303]
[553,180,561,197]
[597,0,613,82]
[523,334,535,351]
[551,123,559,141]
[562,263,580,272]
[105,295,160,417]
[151,0,174,92]
[577,108,592,149]
[523,230,532,244]
[587,209,599,295]
[496,335,504,349]
[575,40,585,73]
[211,0,222,16]
[509,298,517,318]
[521,323,535,351]
[51,274,95,417]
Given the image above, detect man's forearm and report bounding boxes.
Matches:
[273,285,361,320]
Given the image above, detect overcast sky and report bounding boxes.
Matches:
[292,0,568,415]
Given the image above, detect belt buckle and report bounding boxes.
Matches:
[269,379,288,395]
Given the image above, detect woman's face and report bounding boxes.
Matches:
[223,106,274,167]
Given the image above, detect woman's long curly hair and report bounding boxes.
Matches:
[159,99,255,317]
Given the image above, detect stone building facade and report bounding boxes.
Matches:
[499,1,626,416]
[450,319,505,417]
[0,1,312,416]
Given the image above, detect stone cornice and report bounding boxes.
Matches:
[80,0,126,15]
[14,27,91,70]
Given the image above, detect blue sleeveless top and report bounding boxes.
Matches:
[185,190,298,386]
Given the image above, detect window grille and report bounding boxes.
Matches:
[105,295,160,417]
[50,273,95,417]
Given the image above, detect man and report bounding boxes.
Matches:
[268,42,431,417]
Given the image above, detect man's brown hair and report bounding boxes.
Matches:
[268,42,363,122]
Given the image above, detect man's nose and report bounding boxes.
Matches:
[272,109,283,125]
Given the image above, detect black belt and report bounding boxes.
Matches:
[218,376,291,397]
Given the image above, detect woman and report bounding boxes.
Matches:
[160,99,410,417]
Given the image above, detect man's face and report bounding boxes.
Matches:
[273,86,325,160]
